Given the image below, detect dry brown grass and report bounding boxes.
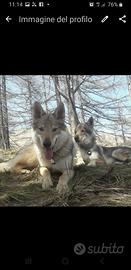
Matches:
[0,163,131,207]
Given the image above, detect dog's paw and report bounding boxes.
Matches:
[56,181,69,193]
[39,167,53,190]
[42,177,53,190]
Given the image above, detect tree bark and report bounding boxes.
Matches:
[1,76,10,149]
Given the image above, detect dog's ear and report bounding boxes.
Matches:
[32,102,46,119]
[86,117,94,128]
[53,102,65,121]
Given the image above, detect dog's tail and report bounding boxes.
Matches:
[112,148,131,161]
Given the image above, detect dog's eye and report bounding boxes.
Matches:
[87,151,91,155]
[39,127,44,131]
[52,127,58,132]
[81,130,85,133]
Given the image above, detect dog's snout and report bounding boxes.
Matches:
[43,138,51,148]
[74,135,80,143]
[83,159,89,165]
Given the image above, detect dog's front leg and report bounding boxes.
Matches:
[33,144,53,189]
[40,166,53,189]
[56,169,74,193]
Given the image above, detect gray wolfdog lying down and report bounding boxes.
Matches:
[74,117,131,168]
[0,102,75,193]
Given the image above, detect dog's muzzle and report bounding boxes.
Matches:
[43,139,51,148]
[43,139,53,161]
[74,135,80,143]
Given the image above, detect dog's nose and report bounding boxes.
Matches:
[74,135,80,143]
[43,139,51,148]
[83,159,88,164]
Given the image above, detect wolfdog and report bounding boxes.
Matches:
[74,117,131,169]
[0,102,75,193]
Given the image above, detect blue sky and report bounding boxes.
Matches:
[5,75,131,136]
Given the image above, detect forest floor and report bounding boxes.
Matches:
[0,150,131,206]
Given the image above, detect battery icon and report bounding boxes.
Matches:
[119,3,123,7]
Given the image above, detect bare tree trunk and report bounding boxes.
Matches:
[121,122,126,144]
[42,75,48,112]
[76,76,85,122]
[66,75,79,134]
[118,105,126,145]
[52,75,61,106]
[1,76,10,149]
[114,132,118,146]
[27,77,33,119]
[128,75,131,97]
[0,82,5,148]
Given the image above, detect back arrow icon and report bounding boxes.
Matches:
[6,16,12,22]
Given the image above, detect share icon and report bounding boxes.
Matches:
[119,15,126,23]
